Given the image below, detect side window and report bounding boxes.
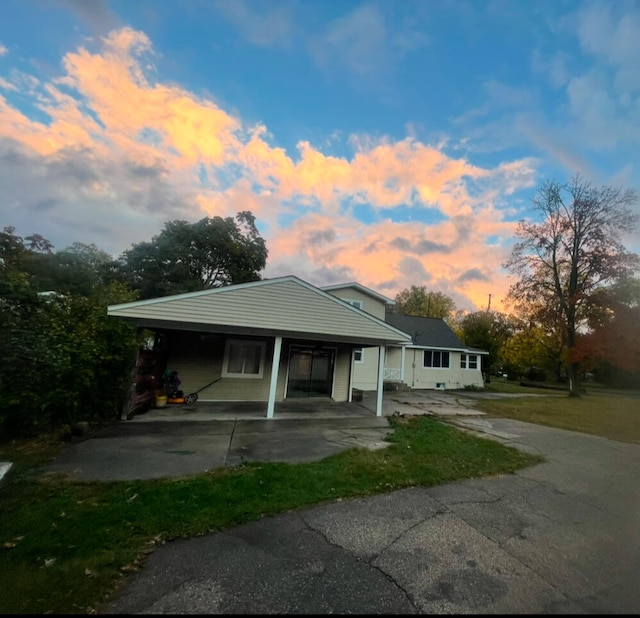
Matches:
[354,348,364,363]
[461,354,478,369]
[423,350,450,368]
[345,299,363,310]
[222,340,266,378]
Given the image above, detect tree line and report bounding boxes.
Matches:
[0,212,267,439]
[392,175,640,395]
[1,175,638,439]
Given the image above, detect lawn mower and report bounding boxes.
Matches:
[183,376,222,405]
[161,370,222,405]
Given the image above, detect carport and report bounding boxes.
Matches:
[108,276,412,419]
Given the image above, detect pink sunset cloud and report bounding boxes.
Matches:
[0,26,538,312]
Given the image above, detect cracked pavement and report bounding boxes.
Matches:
[102,417,640,614]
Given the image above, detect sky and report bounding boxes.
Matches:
[1,0,639,312]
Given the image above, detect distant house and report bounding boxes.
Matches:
[107,276,412,418]
[384,313,487,390]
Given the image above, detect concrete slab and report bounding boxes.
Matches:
[36,390,523,482]
[103,419,640,614]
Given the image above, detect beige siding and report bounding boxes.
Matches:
[384,346,404,383]
[385,346,403,368]
[109,279,410,345]
[404,348,484,389]
[325,287,387,320]
[165,334,356,402]
[167,333,280,401]
[333,344,352,401]
[352,346,380,391]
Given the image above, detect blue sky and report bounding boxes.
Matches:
[1,0,639,310]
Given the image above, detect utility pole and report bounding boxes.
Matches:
[487,293,492,312]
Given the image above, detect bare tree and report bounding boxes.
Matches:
[504,174,639,396]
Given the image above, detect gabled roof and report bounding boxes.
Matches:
[385,313,488,354]
[108,275,412,346]
[320,282,395,305]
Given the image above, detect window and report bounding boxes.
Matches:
[461,354,478,370]
[222,339,266,378]
[354,348,364,363]
[344,299,363,309]
[423,350,450,368]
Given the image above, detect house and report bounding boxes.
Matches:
[384,313,488,390]
[320,282,396,392]
[107,276,413,418]
[320,283,487,391]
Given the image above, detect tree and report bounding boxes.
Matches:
[0,228,139,438]
[0,281,138,438]
[393,285,456,321]
[572,277,640,387]
[457,310,516,378]
[504,175,640,396]
[118,211,268,299]
[500,321,563,380]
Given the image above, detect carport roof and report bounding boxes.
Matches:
[108,275,413,346]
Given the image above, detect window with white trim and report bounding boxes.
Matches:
[344,299,363,309]
[461,354,478,369]
[222,339,266,378]
[354,347,364,363]
[423,350,450,368]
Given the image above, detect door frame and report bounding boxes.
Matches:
[285,344,337,399]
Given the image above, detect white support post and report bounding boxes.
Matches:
[267,336,282,419]
[376,344,386,417]
[400,345,406,382]
[348,347,355,402]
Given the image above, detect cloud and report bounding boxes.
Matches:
[309,4,427,79]
[0,43,7,57]
[550,3,640,153]
[389,237,450,255]
[457,268,490,284]
[214,0,296,47]
[54,0,119,33]
[0,26,537,311]
[310,4,388,76]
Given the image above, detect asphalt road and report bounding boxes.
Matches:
[100,416,640,614]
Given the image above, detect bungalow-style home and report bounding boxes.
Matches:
[321,283,488,392]
[107,276,413,418]
[384,313,488,390]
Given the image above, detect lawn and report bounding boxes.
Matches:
[0,414,542,615]
[476,379,640,444]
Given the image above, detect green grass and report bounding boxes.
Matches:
[0,415,542,614]
[473,382,640,444]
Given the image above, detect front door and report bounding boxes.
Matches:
[286,347,335,398]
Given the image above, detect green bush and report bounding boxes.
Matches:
[0,284,138,440]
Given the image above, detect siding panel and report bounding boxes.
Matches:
[109,279,410,344]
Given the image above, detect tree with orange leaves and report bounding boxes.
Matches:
[504,175,639,396]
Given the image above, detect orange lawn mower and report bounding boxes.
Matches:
[161,370,221,405]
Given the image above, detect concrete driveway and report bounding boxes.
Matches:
[41,390,485,481]
[36,390,640,613]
